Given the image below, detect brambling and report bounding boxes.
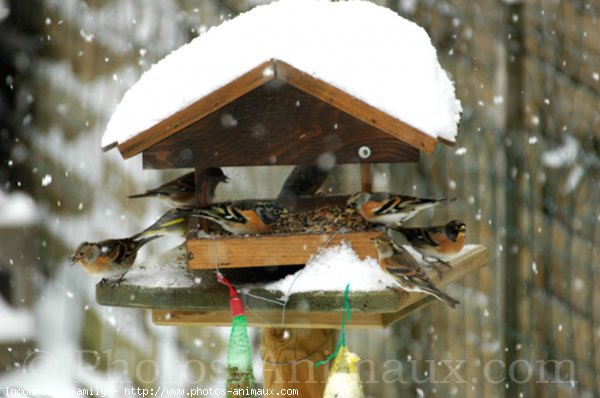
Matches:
[392,220,467,267]
[191,200,286,235]
[69,235,160,283]
[127,168,228,207]
[276,164,331,207]
[135,208,191,238]
[347,192,454,226]
[371,234,460,308]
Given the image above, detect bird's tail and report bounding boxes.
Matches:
[413,196,456,211]
[127,192,153,199]
[429,289,460,309]
[132,234,162,247]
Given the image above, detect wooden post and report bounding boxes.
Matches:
[262,328,334,398]
[360,163,372,192]
[193,167,211,232]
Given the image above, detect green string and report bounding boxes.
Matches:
[316,284,351,368]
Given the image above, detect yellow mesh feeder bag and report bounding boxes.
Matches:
[323,346,364,398]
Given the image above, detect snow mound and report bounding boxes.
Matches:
[260,242,396,294]
[103,0,461,149]
[125,244,196,288]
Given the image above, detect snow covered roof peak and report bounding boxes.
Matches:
[102,0,461,153]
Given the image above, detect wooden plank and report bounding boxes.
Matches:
[142,79,419,169]
[153,309,385,329]
[262,328,333,398]
[274,60,440,153]
[186,231,381,269]
[360,163,372,192]
[151,246,487,329]
[116,60,277,158]
[97,245,488,325]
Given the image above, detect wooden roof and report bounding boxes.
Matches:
[110,59,450,169]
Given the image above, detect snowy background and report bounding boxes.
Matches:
[0,1,599,398]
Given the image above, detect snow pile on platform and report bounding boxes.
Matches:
[125,244,196,288]
[261,242,396,293]
[103,0,461,149]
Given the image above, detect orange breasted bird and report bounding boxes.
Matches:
[69,235,160,282]
[371,233,459,308]
[347,192,455,226]
[190,200,286,235]
[392,220,467,266]
[127,168,228,207]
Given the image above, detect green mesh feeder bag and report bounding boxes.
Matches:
[217,273,256,397]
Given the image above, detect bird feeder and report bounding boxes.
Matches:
[98,2,487,396]
[106,57,450,270]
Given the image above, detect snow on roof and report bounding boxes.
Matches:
[102,0,461,150]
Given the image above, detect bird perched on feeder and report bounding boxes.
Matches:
[190,200,286,235]
[371,233,460,308]
[346,192,454,226]
[69,235,160,283]
[391,220,467,267]
[276,163,332,209]
[127,168,229,207]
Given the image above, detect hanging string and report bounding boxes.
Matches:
[316,283,351,368]
[277,226,350,327]
[209,223,354,334]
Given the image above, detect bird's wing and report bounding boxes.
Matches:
[397,227,442,248]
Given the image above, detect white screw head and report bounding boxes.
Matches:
[358,146,371,159]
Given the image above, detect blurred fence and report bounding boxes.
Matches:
[348,1,600,397]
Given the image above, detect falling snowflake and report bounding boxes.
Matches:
[41,174,53,186]
[531,261,538,275]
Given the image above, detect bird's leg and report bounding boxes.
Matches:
[100,277,108,284]
[110,273,128,288]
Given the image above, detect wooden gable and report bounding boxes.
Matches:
[112,59,443,169]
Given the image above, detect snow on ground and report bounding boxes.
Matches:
[103,0,462,149]
[0,190,38,226]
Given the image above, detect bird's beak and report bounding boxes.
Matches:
[68,254,79,266]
